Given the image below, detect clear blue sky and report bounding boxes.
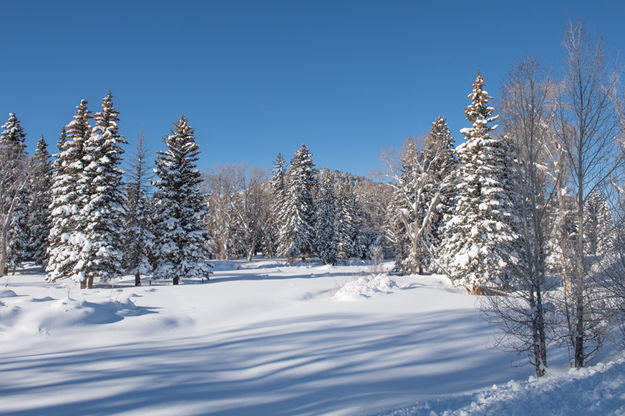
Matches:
[1,0,624,177]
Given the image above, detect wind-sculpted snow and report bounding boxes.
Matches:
[0,261,620,415]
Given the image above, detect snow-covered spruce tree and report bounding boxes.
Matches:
[152,116,212,285]
[27,137,53,266]
[314,169,337,265]
[74,92,127,288]
[439,72,522,294]
[124,132,154,286]
[0,113,30,275]
[6,181,31,273]
[335,181,358,261]
[584,190,613,258]
[278,144,316,262]
[47,101,91,287]
[423,116,457,268]
[269,153,287,258]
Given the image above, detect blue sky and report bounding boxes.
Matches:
[1,0,624,177]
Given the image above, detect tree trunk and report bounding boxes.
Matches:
[135,272,141,287]
[173,276,180,285]
[80,280,87,289]
[88,276,94,289]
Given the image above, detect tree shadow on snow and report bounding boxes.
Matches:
[0,310,526,416]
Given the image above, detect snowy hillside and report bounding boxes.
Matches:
[0,260,622,415]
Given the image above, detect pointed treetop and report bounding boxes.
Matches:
[461,72,499,141]
[65,99,92,140]
[94,91,120,134]
[1,112,26,147]
[35,136,48,155]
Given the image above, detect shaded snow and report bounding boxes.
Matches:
[0,261,621,415]
[381,358,625,416]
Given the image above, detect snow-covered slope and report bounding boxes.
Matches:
[0,261,621,415]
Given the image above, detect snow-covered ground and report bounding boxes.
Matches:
[0,260,622,415]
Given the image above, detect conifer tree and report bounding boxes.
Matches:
[6,182,31,272]
[27,137,53,266]
[47,100,91,286]
[269,153,287,258]
[335,181,358,261]
[315,170,337,265]
[278,144,316,262]
[152,116,212,284]
[0,113,29,275]
[440,72,521,293]
[76,91,127,287]
[124,132,154,286]
[584,190,613,258]
[423,116,457,265]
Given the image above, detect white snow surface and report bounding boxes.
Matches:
[0,260,622,415]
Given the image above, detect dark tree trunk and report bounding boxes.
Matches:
[173,276,180,285]
[135,272,141,287]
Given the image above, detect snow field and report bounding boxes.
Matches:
[0,260,621,415]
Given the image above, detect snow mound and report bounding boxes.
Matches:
[0,289,18,298]
[334,274,397,301]
[381,357,625,416]
[5,295,154,336]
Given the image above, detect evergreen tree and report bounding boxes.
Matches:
[6,181,31,272]
[315,170,337,265]
[75,91,127,287]
[584,190,613,258]
[0,113,29,275]
[440,72,521,293]
[27,137,53,266]
[47,100,91,286]
[423,116,457,266]
[124,132,154,286]
[152,116,212,284]
[278,144,316,262]
[269,153,286,258]
[335,181,358,261]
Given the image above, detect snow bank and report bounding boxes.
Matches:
[333,273,397,300]
[381,357,625,416]
[0,289,17,298]
[0,292,152,336]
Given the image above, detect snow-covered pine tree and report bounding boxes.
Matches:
[439,72,521,294]
[584,190,613,258]
[0,113,30,275]
[269,153,287,258]
[423,116,457,268]
[278,144,316,262]
[124,132,154,286]
[6,181,31,273]
[152,116,212,285]
[27,137,53,266]
[335,181,358,261]
[47,100,92,287]
[314,169,337,265]
[75,91,127,288]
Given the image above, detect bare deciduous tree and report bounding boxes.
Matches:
[555,21,622,368]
